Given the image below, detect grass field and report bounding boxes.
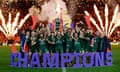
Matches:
[0,45,120,72]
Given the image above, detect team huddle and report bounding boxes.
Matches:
[19,24,111,55]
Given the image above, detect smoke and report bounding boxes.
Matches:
[29,0,71,27]
[28,5,40,16]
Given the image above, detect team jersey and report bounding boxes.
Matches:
[73,38,81,52]
[47,35,56,53]
[97,38,103,52]
[84,33,91,51]
[39,39,47,53]
[48,35,56,43]
[29,36,39,52]
[56,35,63,53]
[90,36,100,52]
[66,37,73,52]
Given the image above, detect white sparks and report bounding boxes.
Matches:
[110,19,120,35]
[108,5,119,35]
[85,4,120,37]
[0,10,8,34]
[94,5,104,31]
[11,12,20,36]
[84,11,102,33]
[0,26,7,36]
[105,4,109,35]
[18,14,30,28]
[0,9,30,38]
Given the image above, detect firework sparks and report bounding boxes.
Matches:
[0,9,30,38]
[84,11,102,33]
[108,5,119,35]
[94,5,104,31]
[105,4,109,35]
[0,10,8,34]
[110,19,120,35]
[7,13,11,34]
[84,4,120,37]
[11,12,20,36]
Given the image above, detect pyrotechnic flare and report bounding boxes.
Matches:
[94,5,104,31]
[105,4,109,35]
[108,5,119,35]
[84,4,120,37]
[84,11,102,33]
[0,9,30,38]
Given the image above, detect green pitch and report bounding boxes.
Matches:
[0,45,120,72]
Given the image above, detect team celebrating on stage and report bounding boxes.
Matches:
[19,23,111,56]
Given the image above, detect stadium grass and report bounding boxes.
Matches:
[0,45,120,72]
